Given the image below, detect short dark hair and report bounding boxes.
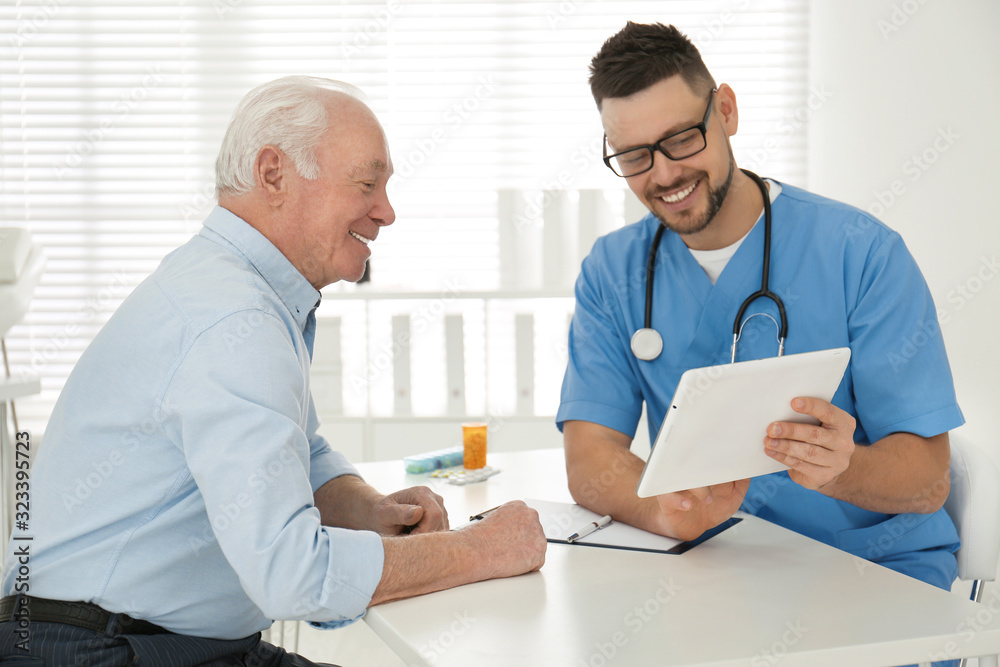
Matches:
[589,22,716,109]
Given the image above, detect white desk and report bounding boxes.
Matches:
[357,448,1000,667]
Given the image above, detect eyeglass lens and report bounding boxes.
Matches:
[610,128,706,177]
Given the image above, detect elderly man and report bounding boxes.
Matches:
[0,76,546,666]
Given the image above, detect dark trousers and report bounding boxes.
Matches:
[0,618,340,667]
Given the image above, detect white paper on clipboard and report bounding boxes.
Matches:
[524,499,684,553]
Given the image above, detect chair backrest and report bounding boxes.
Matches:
[944,432,1000,582]
[0,238,44,338]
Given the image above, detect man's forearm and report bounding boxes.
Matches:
[820,432,950,514]
[371,531,483,605]
[564,420,754,541]
[564,422,666,535]
[370,501,546,606]
[313,474,382,530]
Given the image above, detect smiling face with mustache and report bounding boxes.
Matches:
[642,152,735,239]
[601,75,759,251]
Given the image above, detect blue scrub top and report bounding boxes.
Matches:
[557,182,963,589]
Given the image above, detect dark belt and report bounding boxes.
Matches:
[0,595,171,636]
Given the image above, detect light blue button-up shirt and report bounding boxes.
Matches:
[2,206,385,640]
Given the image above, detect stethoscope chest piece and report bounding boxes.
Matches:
[630,169,786,363]
[630,327,663,361]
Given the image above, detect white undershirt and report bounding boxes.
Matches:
[688,180,782,285]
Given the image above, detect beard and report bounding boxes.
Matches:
[645,154,735,237]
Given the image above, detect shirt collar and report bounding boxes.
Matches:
[201,206,321,330]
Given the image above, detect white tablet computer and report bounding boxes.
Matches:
[635,347,851,498]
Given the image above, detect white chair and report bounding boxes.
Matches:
[945,433,1000,667]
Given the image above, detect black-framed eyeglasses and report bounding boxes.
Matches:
[603,88,717,178]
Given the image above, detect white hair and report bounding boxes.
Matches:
[214,75,367,200]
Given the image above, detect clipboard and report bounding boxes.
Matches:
[636,347,851,498]
[524,499,741,555]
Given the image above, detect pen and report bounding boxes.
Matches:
[567,515,613,543]
[469,505,502,521]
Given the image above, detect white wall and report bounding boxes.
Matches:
[808,0,1000,466]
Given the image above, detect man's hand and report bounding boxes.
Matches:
[370,500,546,605]
[653,479,750,541]
[564,419,747,542]
[314,476,449,534]
[764,397,856,491]
[458,501,546,579]
[371,486,449,535]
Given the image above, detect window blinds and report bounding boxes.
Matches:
[0,0,808,433]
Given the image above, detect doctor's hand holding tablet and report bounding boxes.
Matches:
[634,348,853,541]
[649,392,858,542]
[639,397,856,542]
[647,395,856,543]
[652,478,752,542]
[762,395,858,492]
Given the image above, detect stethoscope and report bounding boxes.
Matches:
[630,169,787,363]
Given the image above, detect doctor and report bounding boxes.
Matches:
[558,21,963,599]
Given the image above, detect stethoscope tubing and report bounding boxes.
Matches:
[631,168,787,362]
